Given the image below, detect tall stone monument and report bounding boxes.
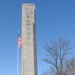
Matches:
[22,3,37,75]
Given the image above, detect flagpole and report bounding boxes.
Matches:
[17,30,22,75]
[17,44,18,75]
[17,30,19,75]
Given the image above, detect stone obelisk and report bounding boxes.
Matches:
[22,3,37,75]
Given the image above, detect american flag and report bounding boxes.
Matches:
[18,34,22,48]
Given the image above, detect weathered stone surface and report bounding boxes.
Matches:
[22,3,37,75]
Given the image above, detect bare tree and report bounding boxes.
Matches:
[64,57,75,75]
[43,37,73,75]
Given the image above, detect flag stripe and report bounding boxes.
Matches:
[18,36,22,48]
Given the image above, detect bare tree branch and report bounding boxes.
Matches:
[42,37,73,75]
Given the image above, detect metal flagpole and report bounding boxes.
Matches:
[17,42,19,75]
[17,30,21,75]
[17,30,19,75]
